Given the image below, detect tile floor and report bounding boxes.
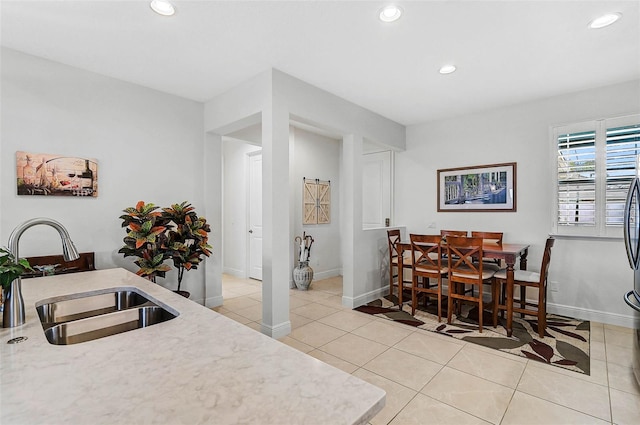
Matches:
[213,274,640,425]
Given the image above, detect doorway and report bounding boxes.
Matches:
[248,151,263,280]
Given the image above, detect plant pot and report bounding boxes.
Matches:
[174,290,190,298]
[3,279,25,328]
[293,261,314,291]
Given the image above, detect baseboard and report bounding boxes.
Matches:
[261,320,292,339]
[223,267,245,278]
[205,295,224,308]
[548,302,640,329]
[342,286,389,309]
[313,268,342,280]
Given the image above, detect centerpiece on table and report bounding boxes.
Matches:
[118,201,212,298]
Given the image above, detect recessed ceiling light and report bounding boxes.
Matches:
[379,5,403,23]
[439,65,457,75]
[150,0,176,16]
[588,12,622,29]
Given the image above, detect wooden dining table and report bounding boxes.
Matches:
[396,241,530,337]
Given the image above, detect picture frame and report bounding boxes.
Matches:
[437,162,516,212]
[16,151,98,197]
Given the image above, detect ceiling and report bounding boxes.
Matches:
[1,1,639,126]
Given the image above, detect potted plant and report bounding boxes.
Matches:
[162,202,212,298]
[118,201,212,298]
[118,201,172,282]
[0,247,33,315]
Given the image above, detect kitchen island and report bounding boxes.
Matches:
[0,268,385,424]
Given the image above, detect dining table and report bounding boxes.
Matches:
[396,240,530,337]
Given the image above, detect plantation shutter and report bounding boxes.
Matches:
[557,130,596,226]
[605,124,640,226]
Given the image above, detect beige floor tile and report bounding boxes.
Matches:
[315,294,348,309]
[291,302,340,320]
[217,310,253,325]
[278,336,314,353]
[447,344,526,388]
[352,320,414,346]
[591,340,607,362]
[610,387,640,425]
[320,334,389,366]
[307,349,359,374]
[318,310,375,332]
[591,322,605,343]
[222,295,261,311]
[605,323,633,334]
[607,343,633,368]
[289,321,346,348]
[288,295,313,309]
[389,393,490,425]
[234,303,263,321]
[393,331,463,365]
[608,361,640,396]
[244,321,262,332]
[288,312,314,329]
[352,368,417,425]
[363,347,442,390]
[312,276,343,295]
[502,391,610,425]
[606,327,635,349]
[290,289,334,302]
[421,367,513,424]
[527,357,608,386]
[517,364,611,421]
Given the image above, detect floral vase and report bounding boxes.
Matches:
[293,261,314,291]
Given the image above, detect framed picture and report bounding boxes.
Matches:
[303,178,331,224]
[437,162,516,212]
[16,151,98,197]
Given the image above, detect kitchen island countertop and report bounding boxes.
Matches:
[0,268,385,424]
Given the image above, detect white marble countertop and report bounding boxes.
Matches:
[0,268,385,424]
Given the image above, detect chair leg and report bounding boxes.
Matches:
[478,287,483,333]
[447,282,454,324]
[520,285,526,318]
[492,280,499,328]
[538,283,547,338]
[436,276,442,322]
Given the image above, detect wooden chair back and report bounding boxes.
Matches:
[440,230,467,238]
[387,229,402,260]
[446,236,484,281]
[410,234,444,273]
[471,231,503,246]
[539,237,555,285]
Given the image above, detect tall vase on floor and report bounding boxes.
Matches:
[293,261,314,291]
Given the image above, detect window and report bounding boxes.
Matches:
[554,115,640,237]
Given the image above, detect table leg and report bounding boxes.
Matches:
[506,262,515,337]
[397,249,404,309]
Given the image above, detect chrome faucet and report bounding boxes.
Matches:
[3,218,80,328]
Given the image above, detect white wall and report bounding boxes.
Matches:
[1,48,208,302]
[291,127,341,280]
[396,79,640,327]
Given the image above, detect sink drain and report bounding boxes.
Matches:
[7,336,28,344]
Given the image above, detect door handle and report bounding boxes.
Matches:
[249,230,253,234]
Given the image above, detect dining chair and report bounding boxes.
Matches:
[446,236,497,332]
[387,229,412,307]
[409,234,448,320]
[492,237,555,338]
[471,231,504,271]
[440,230,467,238]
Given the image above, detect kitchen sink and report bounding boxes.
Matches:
[35,287,178,345]
[43,306,177,345]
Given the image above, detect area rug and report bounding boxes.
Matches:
[354,293,590,375]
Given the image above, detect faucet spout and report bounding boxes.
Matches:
[8,218,80,261]
[3,218,79,328]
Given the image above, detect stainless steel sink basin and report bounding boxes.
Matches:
[43,306,177,345]
[36,289,153,325]
[35,287,178,345]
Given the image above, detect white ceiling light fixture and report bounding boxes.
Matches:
[439,64,457,75]
[588,12,622,29]
[379,5,403,23]
[150,0,176,16]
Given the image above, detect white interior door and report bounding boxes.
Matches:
[248,152,263,280]
[363,151,391,228]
